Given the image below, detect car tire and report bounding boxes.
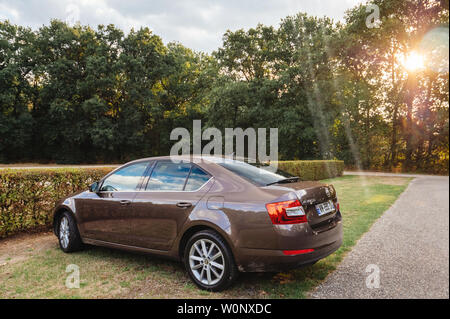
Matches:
[184,230,238,291]
[58,211,83,253]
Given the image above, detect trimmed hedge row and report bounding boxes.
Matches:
[278,160,345,181]
[0,160,344,238]
[0,168,114,238]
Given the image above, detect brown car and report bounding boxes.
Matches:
[53,156,342,291]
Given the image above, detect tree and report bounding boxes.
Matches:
[0,21,35,162]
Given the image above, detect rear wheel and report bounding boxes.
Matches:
[184,230,238,291]
[58,212,83,253]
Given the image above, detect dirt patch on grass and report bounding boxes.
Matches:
[373,177,413,185]
[119,270,274,299]
[0,231,57,266]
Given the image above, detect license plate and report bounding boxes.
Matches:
[315,200,335,216]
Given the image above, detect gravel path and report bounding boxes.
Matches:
[311,173,449,299]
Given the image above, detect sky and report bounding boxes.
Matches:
[0,0,365,52]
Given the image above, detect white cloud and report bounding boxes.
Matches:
[0,0,364,52]
[0,2,20,20]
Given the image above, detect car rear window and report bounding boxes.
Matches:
[217,160,294,186]
[146,161,191,191]
[185,166,211,191]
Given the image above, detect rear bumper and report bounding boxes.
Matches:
[236,215,343,272]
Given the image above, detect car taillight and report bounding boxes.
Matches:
[265,199,307,224]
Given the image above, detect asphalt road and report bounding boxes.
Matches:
[311,173,449,299]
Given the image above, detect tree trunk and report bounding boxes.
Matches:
[389,106,399,167]
[404,73,417,171]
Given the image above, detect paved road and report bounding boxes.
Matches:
[343,170,445,178]
[311,173,449,299]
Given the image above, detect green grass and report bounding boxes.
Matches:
[0,175,411,299]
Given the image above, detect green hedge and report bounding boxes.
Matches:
[278,160,345,181]
[0,168,114,238]
[0,160,344,238]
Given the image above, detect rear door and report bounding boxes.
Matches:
[131,160,213,250]
[76,161,151,245]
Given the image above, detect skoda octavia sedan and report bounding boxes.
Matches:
[53,156,342,291]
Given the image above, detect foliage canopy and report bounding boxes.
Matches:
[0,0,448,173]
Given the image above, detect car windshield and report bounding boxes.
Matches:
[203,157,297,186]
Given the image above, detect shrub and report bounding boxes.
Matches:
[0,168,114,238]
[277,160,345,181]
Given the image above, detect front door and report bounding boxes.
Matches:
[76,161,151,245]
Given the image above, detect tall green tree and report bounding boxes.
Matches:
[0,21,35,162]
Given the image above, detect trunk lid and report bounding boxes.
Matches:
[262,181,338,228]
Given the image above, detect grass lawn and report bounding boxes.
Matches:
[0,175,411,299]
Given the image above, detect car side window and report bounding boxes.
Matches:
[184,166,211,191]
[146,161,191,191]
[100,161,150,192]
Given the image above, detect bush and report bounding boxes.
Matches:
[0,160,344,238]
[0,168,114,238]
[277,160,345,181]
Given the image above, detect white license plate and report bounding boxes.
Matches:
[315,200,335,216]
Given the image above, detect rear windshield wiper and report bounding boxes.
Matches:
[266,177,300,186]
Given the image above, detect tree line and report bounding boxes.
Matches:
[0,0,448,173]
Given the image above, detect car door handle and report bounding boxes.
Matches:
[120,200,131,206]
[176,202,192,208]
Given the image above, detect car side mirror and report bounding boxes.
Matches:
[89,182,99,192]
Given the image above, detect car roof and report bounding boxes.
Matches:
[126,155,253,165]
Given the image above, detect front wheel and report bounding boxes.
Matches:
[184,230,238,291]
[58,212,83,253]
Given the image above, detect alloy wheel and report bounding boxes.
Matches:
[188,238,225,286]
[59,216,70,249]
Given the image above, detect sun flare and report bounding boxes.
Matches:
[402,51,425,71]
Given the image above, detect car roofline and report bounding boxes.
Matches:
[121,155,260,166]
